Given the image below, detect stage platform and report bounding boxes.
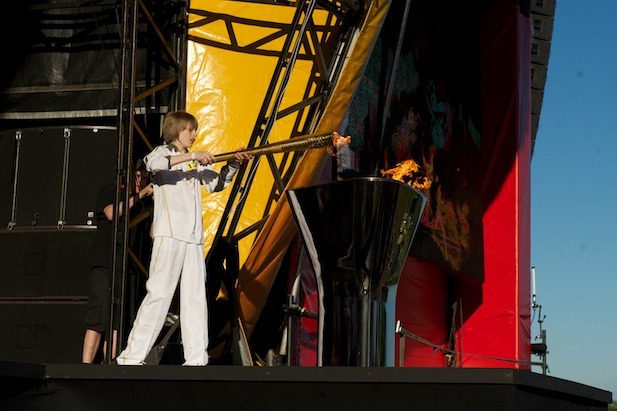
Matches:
[0,361,612,410]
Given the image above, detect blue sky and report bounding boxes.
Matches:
[530,0,617,395]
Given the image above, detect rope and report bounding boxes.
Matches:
[395,320,545,368]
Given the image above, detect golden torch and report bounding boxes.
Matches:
[211,131,350,164]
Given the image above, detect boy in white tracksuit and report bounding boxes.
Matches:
[116,110,251,366]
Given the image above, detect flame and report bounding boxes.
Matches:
[380,159,432,190]
[332,132,352,147]
[327,131,352,156]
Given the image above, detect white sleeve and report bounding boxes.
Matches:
[144,145,172,173]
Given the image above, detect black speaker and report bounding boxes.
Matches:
[0,126,117,229]
[0,300,87,364]
[65,126,117,226]
[11,128,65,228]
[0,125,120,365]
[0,230,94,298]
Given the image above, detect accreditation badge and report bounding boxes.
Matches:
[186,160,198,171]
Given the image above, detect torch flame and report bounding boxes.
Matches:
[380,159,432,190]
[327,131,352,156]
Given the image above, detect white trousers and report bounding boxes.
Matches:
[117,236,209,365]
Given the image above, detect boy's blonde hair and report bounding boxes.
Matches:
[161,110,199,143]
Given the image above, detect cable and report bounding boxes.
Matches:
[396,320,545,369]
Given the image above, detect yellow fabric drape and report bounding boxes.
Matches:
[187,1,327,262]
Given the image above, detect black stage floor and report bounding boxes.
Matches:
[0,361,612,411]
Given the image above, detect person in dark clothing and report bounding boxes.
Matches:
[81,164,154,364]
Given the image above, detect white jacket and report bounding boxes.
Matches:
[144,143,238,244]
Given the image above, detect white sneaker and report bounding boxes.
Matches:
[116,358,145,365]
